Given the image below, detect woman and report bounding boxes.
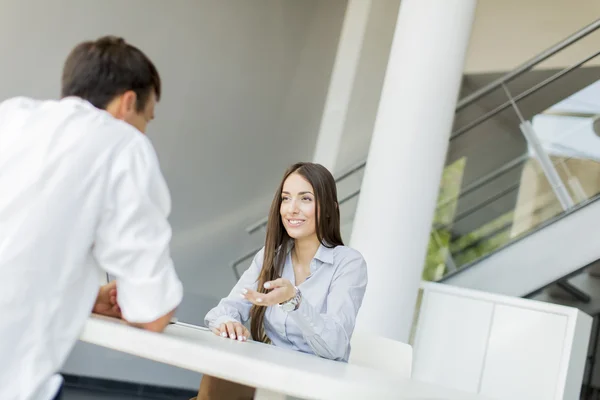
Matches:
[197,162,368,399]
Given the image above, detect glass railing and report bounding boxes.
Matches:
[437,53,600,280]
[232,18,600,281]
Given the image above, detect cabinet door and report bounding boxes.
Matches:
[412,291,494,393]
[480,304,567,400]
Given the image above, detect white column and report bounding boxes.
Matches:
[312,0,372,172]
[350,0,478,343]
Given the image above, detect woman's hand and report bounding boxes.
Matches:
[241,278,295,307]
[212,321,249,342]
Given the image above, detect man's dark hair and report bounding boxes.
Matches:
[61,36,161,112]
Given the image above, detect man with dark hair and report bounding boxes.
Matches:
[0,36,183,400]
[61,36,161,133]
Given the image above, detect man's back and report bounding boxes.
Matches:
[0,96,181,400]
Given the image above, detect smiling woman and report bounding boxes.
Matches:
[196,162,368,399]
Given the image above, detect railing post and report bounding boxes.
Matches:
[501,83,575,211]
[519,121,575,210]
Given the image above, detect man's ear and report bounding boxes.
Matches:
[121,90,137,114]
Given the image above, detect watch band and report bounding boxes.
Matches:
[280,286,302,312]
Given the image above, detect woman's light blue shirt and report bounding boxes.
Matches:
[204,244,368,362]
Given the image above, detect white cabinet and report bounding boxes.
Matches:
[412,282,592,400]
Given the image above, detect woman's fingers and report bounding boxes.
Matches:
[225,321,237,340]
[211,321,250,342]
[212,322,248,342]
[212,324,226,337]
[242,288,275,306]
[241,288,259,303]
[263,278,285,289]
[244,287,291,306]
[234,323,245,341]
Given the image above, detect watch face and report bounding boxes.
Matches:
[281,301,295,312]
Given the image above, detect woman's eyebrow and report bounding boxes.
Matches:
[281,191,314,195]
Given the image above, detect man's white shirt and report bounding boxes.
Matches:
[0,97,183,400]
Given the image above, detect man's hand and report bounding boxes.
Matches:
[93,281,175,333]
[92,281,122,318]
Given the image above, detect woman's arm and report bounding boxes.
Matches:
[204,248,264,329]
[288,252,367,361]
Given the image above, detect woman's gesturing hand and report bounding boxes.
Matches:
[241,278,295,307]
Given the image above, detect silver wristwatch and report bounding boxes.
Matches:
[279,286,302,313]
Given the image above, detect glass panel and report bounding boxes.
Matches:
[339,192,359,244]
[426,72,600,281]
[424,158,466,281]
[337,167,363,244]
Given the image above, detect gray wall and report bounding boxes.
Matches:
[0,0,347,389]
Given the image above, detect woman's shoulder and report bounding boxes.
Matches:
[330,245,366,265]
[252,246,266,264]
[328,246,367,282]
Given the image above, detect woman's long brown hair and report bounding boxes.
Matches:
[250,162,344,343]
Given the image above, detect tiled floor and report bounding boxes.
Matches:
[62,386,194,400]
[61,375,196,400]
[62,387,145,400]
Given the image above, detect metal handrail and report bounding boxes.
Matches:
[451,48,600,140]
[436,154,528,211]
[455,18,600,111]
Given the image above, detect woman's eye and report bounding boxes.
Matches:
[281,197,290,201]
[302,197,313,202]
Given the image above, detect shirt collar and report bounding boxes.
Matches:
[60,96,96,111]
[283,241,335,265]
[313,243,335,265]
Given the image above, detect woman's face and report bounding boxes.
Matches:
[280,173,317,241]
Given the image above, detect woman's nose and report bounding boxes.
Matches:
[289,199,299,214]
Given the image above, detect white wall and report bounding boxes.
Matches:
[0,0,347,389]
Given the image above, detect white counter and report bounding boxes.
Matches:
[80,315,492,400]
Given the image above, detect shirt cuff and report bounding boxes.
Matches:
[117,265,183,323]
[207,315,240,330]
